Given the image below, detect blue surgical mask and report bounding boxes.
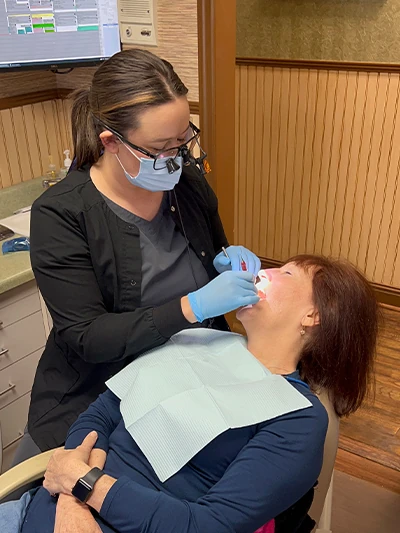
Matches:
[116,144,182,192]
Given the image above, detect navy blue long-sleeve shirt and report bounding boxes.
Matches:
[22,373,328,533]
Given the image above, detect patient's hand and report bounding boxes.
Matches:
[54,494,102,533]
[44,432,99,497]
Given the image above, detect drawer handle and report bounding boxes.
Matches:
[0,348,9,356]
[5,431,24,448]
[0,382,16,396]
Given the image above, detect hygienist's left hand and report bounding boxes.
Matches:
[214,245,261,276]
[43,431,99,496]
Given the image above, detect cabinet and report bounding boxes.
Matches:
[0,281,48,472]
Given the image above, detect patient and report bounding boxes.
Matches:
[1,255,377,533]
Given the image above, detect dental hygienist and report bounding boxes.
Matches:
[13,49,261,463]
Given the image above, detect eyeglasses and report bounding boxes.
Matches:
[97,120,201,171]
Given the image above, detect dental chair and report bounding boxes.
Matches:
[0,392,339,532]
[309,390,340,533]
[0,448,58,502]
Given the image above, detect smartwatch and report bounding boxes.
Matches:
[71,467,105,503]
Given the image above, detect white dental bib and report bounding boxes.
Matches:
[106,329,311,482]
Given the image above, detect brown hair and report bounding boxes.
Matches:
[289,255,379,418]
[70,49,188,169]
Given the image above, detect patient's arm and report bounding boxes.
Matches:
[50,399,327,533]
[65,389,122,453]
[54,496,102,533]
[54,430,108,533]
[88,448,107,469]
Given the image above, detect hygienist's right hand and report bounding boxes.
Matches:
[187,271,260,323]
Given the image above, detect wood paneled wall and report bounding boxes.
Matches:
[0,97,199,189]
[0,99,72,189]
[235,64,400,288]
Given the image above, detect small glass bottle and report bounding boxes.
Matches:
[43,155,61,189]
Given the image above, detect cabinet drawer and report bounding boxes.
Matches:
[0,349,41,410]
[0,281,37,311]
[0,392,30,449]
[0,311,45,372]
[1,439,21,473]
[0,292,41,329]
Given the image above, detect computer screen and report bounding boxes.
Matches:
[0,0,121,71]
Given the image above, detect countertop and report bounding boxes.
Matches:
[0,178,44,296]
[0,250,33,296]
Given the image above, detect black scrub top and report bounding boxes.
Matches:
[28,163,229,450]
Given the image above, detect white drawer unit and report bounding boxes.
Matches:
[0,281,37,311]
[0,282,48,472]
[0,311,46,372]
[0,292,41,330]
[0,349,41,411]
[0,392,31,467]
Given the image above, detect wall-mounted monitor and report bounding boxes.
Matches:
[0,0,121,72]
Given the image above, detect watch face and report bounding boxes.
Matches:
[72,478,92,502]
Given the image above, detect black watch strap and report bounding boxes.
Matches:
[83,467,105,487]
[72,467,105,503]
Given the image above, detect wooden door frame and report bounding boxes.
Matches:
[197,0,236,244]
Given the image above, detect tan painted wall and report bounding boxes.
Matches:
[237,0,400,63]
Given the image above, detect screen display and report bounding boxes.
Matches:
[0,0,121,70]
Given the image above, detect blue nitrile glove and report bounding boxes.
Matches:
[213,245,261,276]
[188,271,260,323]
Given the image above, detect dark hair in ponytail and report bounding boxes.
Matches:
[70,49,188,169]
[71,88,101,169]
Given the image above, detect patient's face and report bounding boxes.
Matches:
[237,262,315,333]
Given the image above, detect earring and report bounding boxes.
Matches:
[300,328,305,336]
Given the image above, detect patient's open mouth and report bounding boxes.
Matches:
[255,270,271,300]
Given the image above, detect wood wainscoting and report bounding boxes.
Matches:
[235,58,400,289]
[0,96,72,189]
[0,91,199,190]
[234,58,400,491]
